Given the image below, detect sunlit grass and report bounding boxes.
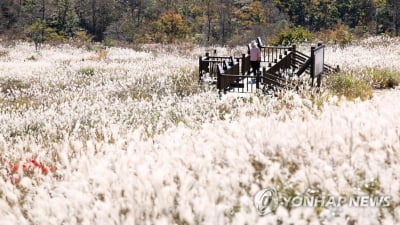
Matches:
[364,68,400,89]
[326,71,373,101]
[0,37,399,224]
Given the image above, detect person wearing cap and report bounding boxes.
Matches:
[250,41,261,76]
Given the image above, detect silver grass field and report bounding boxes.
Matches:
[0,36,400,224]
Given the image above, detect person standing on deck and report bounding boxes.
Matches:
[250,41,261,76]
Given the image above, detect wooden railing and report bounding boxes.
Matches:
[203,37,341,93]
[261,69,286,88]
[216,50,295,93]
[248,44,293,64]
[217,59,240,90]
[254,37,295,63]
[217,64,285,93]
[264,51,294,76]
[199,54,252,81]
[199,54,233,81]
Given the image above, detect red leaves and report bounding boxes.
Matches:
[6,159,54,184]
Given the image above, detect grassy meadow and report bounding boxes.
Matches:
[0,36,400,224]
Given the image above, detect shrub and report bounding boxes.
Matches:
[317,23,353,47]
[324,68,399,102]
[103,38,115,48]
[270,26,314,46]
[74,30,93,43]
[326,72,373,100]
[77,67,96,77]
[363,68,400,89]
[25,20,64,50]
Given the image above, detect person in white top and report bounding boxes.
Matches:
[250,41,261,76]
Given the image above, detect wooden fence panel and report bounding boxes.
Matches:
[217,60,241,90]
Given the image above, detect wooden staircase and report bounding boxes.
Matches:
[199,37,340,94]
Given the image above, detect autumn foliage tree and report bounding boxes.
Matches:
[151,10,190,43]
[1,0,400,45]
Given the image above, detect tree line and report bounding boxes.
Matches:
[0,0,399,46]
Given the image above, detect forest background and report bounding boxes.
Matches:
[0,0,399,46]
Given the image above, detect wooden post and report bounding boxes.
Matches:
[261,67,267,88]
[256,37,263,48]
[317,43,323,88]
[241,54,246,75]
[310,46,316,86]
[291,44,296,71]
[199,56,202,81]
[217,64,223,90]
